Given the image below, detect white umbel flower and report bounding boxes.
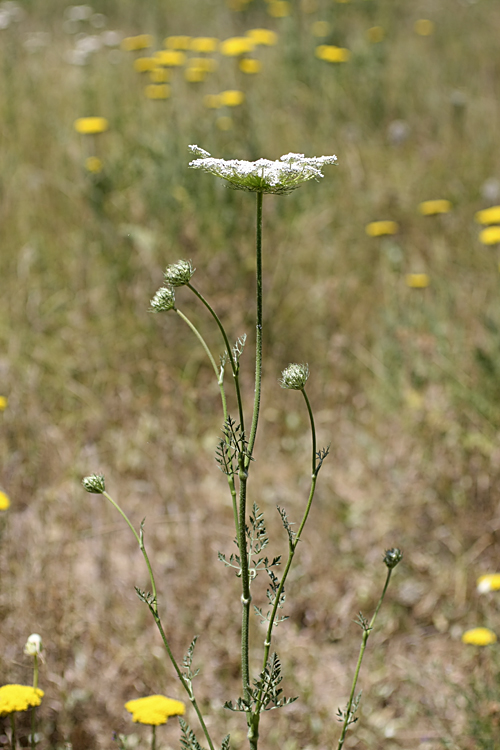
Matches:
[188,145,337,194]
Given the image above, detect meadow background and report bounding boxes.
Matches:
[2,0,500,747]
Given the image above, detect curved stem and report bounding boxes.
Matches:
[175,308,239,535]
[246,191,263,463]
[187,283,246,435]
[337,568,393,750]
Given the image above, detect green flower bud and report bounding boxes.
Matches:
[164,259,195,287]
[280,363,309,390]
[82,474,106,494]
[150,286,175,312]
[383,548,403,569]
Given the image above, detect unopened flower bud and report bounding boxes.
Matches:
[280,363,309,390]
[164,259,195,287]
[383,548,403,569]
[24,634,43,656]
[150,286,175,312]
[82,474,106,494]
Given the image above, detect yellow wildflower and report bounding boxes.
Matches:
[0,685,44,715]
[365,220,399,237]
[190,37,219,53]
[405,274,430,289]
[366,26,385,43]
[267,1,290,17]
[188,57,217,72]
[311,21,331,38]
[204,94,222,109]
[220,37,254,56]
[164,35,191,50]
[315,45,350,63]
[418,199,452,216]
[479,226,500,246]
[134,57,157,73]
[85,156,102,173]
[246,28,277,46]
[121,35,153,52]
[74,117,109,135]
[216,116,233,131]
[239,58,261,74]
[0,396,7,410]
[185,67,206,82]
[144,84,171,100]
[461,627,497,646]
[477,574,500,593]
[155,50,185,67]
[150,68,170,83]
[0,491,10,511]
[125,696,185,726]
[475,206,500,225]
[415,19,434,36]
[220,90,245,107]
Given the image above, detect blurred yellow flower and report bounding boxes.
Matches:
[268,1,290,17]
[475,206,500,225]
[239,58,262,74]
[315,45,350,63]
[477,574,500,593]
[0,491,10,511]
[246,28,277,46]
[312,21,331,37]
[418,199,452,216]
[125,696,185,726]
[216,116,233,131]
[121,34,153,52]
[462,627,497,646]
[144,84,171,99]
[85,156,102,173]
[190,37,219,53]
[415,19,434,36]
[164,35,191,50]
[479,226,500,245]
[0,685,44,714]
[220,89,245,106]
[74,117,109,135]
[204,94,222,109]
[365,220,398,237]
[155,50,185,66]
[335,0,351,3]
[188,57,217,72]
[134,57,157,73]
[366,26,385,43]
[150,67,170,83]
[0,396,7,410]
[220,37,254,56]
[185,67,206,82]
[405,273,430,288]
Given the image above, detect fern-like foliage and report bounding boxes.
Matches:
[224,653,297,714]
[179,718,206,750]
[215,416,250,475]
[182,636,200,682]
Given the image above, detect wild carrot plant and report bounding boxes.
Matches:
[83,147,402,750]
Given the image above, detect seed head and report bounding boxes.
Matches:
[82,474,106,494]
[280,363,310,390]
[150,286,176,312]
[164,260,195,287]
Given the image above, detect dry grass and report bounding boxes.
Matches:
[2,0,500,748]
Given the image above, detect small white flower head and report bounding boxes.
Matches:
[82,474,106,494]
[24,634,43,656]
[280,363,310,390]
[188,145,337,195]
[150,286,176,312]
[164,260,195,287]
[383,548,403,569]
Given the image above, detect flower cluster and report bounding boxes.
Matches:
[124,695,185,726]
[82,474,106,494]
[280,364,310,391]
[0,685,44,715]
[188,146,337,195]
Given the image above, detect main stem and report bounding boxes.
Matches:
[241,192,263,750]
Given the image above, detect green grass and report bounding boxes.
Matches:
[2,0,500,748]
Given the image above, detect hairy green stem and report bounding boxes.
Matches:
[336,567,393,750]
[254,387,318,723]
[175,307,239,534]
[246,191,263,463]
